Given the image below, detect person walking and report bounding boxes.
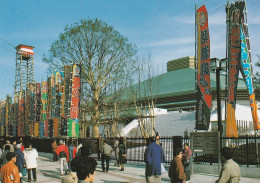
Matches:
[144,136,164,183]
[113,137,120,167]
[101,140,113,172]
[3,140,14,152]
[52,139,58,162]
[118,137,127,171]
[98,134,103,160]
[18,140,25,152]
[1,145,11,165]
[1,152,20,183]
[215,147,241,183]
[76,140,82,154]
[14,144,26,183]
[168,148,186,183]
[182,143,192,183]
[67,139,77,172]
[62,156,79,183]
[23,143,38,182]
[56,140,69,176]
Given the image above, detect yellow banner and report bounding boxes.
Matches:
[249,94,260,130]
[226,103,238,137]
[34,122,39,137]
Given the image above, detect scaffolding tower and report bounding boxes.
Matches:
[14,44,35,97]
[13,44,35,136]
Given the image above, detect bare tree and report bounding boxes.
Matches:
[43,19,137,137]
[129,54,162,138]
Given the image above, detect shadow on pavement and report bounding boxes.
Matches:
[39,169,61,180]
[101,180,130,183]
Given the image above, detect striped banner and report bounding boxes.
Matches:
[195,5,211,130]
[226,1,244,137]
[240,20,260,130]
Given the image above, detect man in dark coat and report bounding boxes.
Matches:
[14,144,26,182]
[144,136,164,183]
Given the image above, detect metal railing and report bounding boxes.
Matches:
[2,135,259,167]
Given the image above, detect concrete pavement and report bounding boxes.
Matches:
[19,153,260,183]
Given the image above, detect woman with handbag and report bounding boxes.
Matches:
[118,137,127,171]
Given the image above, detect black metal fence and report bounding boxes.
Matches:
[1,135,259,167]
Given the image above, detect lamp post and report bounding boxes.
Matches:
[211,58,224,174]
[210,58,223,138]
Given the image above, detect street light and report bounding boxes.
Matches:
[210,58,224,139]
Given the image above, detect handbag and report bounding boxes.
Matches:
[161,163,166,173]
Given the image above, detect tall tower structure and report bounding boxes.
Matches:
[14,44,35,136]
[14,44,35,97]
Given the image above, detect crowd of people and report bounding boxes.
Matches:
[0,138,39,183]
[0,136,241,183]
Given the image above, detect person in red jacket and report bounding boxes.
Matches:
[56,140,69,176]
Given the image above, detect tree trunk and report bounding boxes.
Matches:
[92,125,99,138]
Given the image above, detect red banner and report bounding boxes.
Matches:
[70,64,81,120]
[195,5,211,130]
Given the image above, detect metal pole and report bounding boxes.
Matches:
[216,60,222,174]
[216,63,222,139]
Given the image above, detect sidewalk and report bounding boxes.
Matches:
[24,153,260,183]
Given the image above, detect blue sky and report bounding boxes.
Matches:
[0,0,259,100]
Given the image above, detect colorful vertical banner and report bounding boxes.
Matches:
[51,75,56,119]
[34,122,39,137]
[42,81,48,137]
[35,83,41,123]
[18,90,25,136]
[61,116,67,136]
[13,98,19,136]
[46,77,52,137]
[70,64,81,119]
[29,123,34,136]
[55,71,64,118]
[63,66,71,117]
[39,121,44,137]
[68,118,79,137]
[41,82,48,119]
[195,5,211,130]
[53,117,59,137]
[49,119,54,137]
[5,96,11,136]
[226,1,244,137]
[69,64,81,137]
[0,100,6,136]
[240,19,260,130]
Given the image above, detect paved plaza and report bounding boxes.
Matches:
[13,153,260,183]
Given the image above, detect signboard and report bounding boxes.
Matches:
[191,132,219,154]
